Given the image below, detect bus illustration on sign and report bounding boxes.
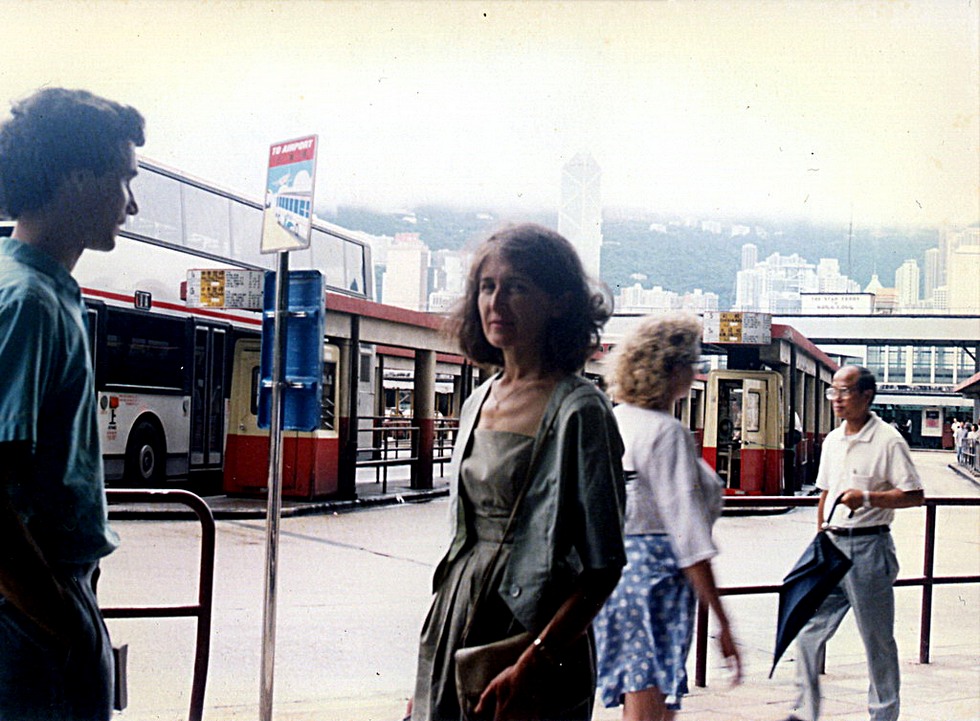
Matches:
[273,187,312,239]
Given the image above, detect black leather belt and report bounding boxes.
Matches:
[828,525,890,537]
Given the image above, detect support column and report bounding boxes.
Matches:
[974,342,980,422]
[412,349,436,490]
[804,372,817,484]
[373,354,385,462]
[336,317,360,500]
[784,345,798,494]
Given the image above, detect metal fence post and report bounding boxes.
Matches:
[695,599,709,687]
[919,502,937,664]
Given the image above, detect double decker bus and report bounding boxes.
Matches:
[2,157,374,493]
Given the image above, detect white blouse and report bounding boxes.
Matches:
[614,403,722,568]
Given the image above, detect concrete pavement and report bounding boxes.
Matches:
[99,450,978,720]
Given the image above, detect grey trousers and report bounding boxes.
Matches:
[0,562,114,721]
[791,532,900,721]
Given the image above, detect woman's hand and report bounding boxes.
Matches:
[716,622,743,686]
[471,568,621,719]
[682,560,743,686]
[471,650,540,721]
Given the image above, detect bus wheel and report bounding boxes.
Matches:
[125,421,165,485]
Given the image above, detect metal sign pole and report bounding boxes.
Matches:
[260,250,289,721]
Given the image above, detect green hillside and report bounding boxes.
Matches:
[325,204,941,309]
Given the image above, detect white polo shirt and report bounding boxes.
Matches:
[816,412,922,528]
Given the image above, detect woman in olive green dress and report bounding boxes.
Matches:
[408,223,627,721]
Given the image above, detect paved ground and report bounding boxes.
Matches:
[99,450,979,720]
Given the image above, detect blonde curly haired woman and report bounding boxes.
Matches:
[594,314,742,721]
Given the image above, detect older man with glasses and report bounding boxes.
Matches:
[783,365,924,721]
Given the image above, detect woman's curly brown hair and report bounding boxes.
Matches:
[445,223,612,373]
[608,313,702,410]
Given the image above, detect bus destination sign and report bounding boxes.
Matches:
[186,269,265,310]
[703,310,772,344]
[260,135,318,254]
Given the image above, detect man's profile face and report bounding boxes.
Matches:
[76,142,139,253]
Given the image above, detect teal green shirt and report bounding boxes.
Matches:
[0,238,118,563]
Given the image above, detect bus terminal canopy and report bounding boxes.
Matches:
[953,371,980,400]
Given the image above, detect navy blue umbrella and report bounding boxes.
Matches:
[770,495,853,678]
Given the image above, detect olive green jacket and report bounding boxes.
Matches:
[433,373,626,632]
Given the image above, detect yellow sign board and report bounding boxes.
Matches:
[703,311,772,344]
[186,269,265,310]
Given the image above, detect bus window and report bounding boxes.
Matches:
[717,379,743,443]
[189,325,228,468]
[345,241,366,295]
[85,306,99,368]
[105,311,184,391]
[208,329,227,457]
[745,390,761,433]
[250,365,260,417]
[321,361,337,431]
[183,182,232,256]
[124,169,181,244]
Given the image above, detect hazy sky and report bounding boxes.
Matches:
[2,0,978,227]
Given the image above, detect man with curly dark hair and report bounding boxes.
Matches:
[0,87,144,720]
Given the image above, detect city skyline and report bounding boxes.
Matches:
[2,1,977,229]
[368,217,978,316]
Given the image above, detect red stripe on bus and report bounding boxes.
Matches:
[82,287,263,326]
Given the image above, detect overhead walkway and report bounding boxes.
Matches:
[605,313,980,348]
[771,313,980,346]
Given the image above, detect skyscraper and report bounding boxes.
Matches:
[558,152,602,278]
[741,243,758,271]
[947,246,980,313]
[923,248,940,304]
[894,258,920,309]
[382,232,430,312]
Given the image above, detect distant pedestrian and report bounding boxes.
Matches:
[967,424,980,467]
[594,314,742,721]
[783,365,924,721]
[954,421,969,463]
[0,87,144,720]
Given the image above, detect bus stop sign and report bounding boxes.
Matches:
[258,270,325,432]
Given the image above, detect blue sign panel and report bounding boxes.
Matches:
[258,270,325,432]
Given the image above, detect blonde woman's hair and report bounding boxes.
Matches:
[608,313,702,410]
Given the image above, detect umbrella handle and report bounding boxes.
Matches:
[822,493,851,529]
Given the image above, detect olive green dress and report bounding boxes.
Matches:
[411,429,532,721]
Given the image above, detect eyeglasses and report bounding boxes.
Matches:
[825,386,859,400]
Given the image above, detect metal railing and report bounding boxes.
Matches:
[433,419,459,476]
[957,436,979,474]
[103,489,215,721]
[693,495,980,687]
[356,416,458,492]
